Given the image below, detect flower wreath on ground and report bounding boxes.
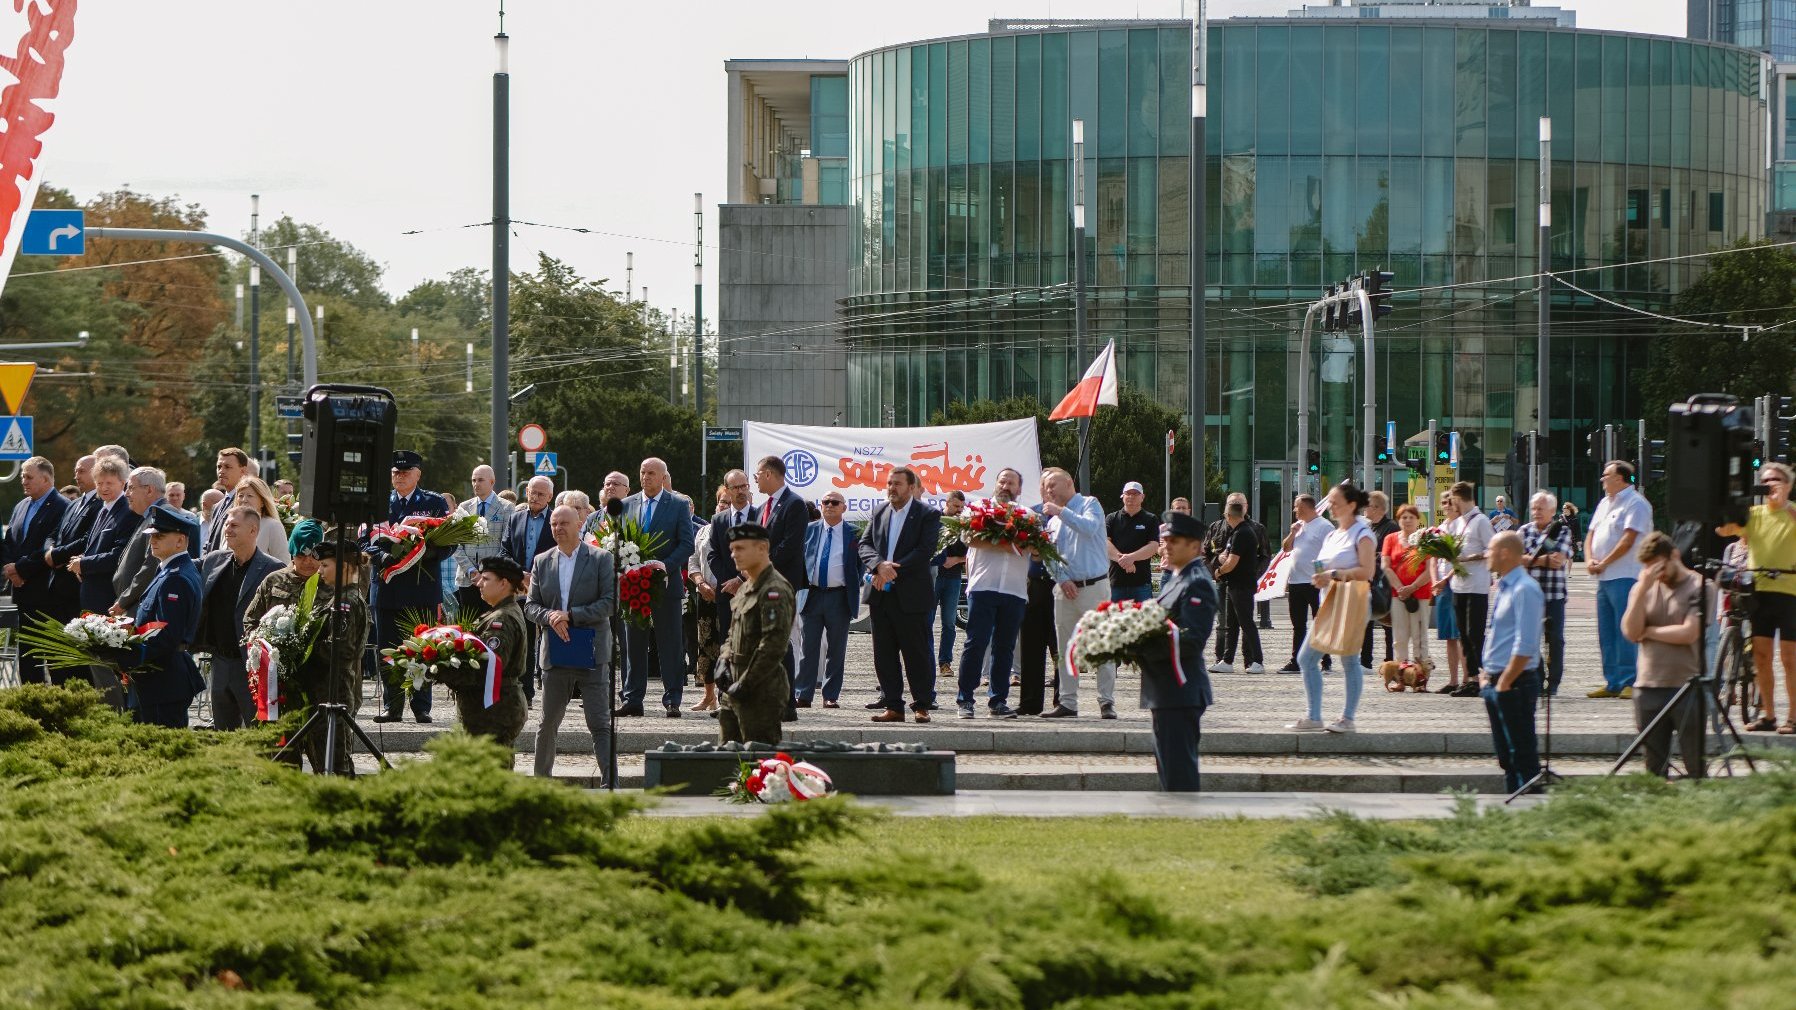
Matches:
[720,752,837,804]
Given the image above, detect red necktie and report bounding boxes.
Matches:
[760,498,773,525]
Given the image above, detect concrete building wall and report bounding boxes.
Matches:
[717,204,852,427]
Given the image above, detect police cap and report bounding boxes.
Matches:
[391,449,424,471]
[1163,511,1206,541]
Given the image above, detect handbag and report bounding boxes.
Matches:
[1369,556,1393,626]
[1309,580,1370,656]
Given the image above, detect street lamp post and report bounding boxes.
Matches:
[1536,116,1552,501]
[1071,118,1091,492]
[1189,5,1209,518]
[491,25,512,487]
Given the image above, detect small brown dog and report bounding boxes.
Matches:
[1380,659,1434,693]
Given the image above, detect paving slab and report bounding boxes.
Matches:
[629,790,1547,820]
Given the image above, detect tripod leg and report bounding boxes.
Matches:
[1608,677,1693,776]
[274,707,330,762]
[341,711,393,770]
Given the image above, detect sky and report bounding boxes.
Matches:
[36,0,1684,318]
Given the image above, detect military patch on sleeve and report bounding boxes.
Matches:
[166,594,180,602]
[1189,597,1207,607]
[766,591,782,601]
[488,621,503,630]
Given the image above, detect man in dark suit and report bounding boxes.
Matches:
[702,470,754,638]
[367,449,451,723]
[68,459,149,616]
[858,465,942,723]
[45,454,104,646]
[129,504,208,728]
[111,470,170,616]
[618,457,695,717]
[1144,511,1219,791]
[795,491,861,707]
[197,505,284,729]
[502,475,556,571]
[753,455,810,719]
[523,505,616,781]
[2,456,68,685]
[201,447,251,554]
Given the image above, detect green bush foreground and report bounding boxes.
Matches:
[3,685,1795,1009]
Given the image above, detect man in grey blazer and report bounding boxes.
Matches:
[617,457,695,718]
[524,505,616,781]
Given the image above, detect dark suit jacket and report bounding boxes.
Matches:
[366,489,450,612]
[857,498,942,615]
[757,485,810,590]
[47,491,101,607]
[705,509,746,591]
[196,547,284,655]
[503,505,556,570]
[801,519,863,618]
[621,490,695,596]
[75,502,145,613]
[3,490,67,611]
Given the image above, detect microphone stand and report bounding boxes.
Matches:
[1506,519,1566,803]
[604,499,624,791]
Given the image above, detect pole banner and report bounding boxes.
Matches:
[742,418,1043,521]
[0,0,78,297]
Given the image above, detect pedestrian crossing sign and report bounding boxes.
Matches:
[0,415,33,460]
[533,451,558,476]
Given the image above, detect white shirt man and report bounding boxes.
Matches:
[1586,460,1655,697]
[954,497,1030,719]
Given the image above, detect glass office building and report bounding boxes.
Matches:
[837,17,1767,510]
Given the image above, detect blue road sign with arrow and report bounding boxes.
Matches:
[21,209,84,256]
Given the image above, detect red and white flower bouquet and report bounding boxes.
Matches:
[941,498,1064,566]
[721,752,836,804]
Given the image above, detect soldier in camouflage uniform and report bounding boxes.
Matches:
[718,523,796,746]
[442,555,529,748]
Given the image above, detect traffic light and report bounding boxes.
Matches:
[1645,438,1666,483]
[1306,449,1321,475]
[1343,276,1364,329]
[1375,435,1393,465]
[1365,268,1394,321]
[1774,396,1795,463]
[1322,285,1339,332]
[1434,430,1452,464]
[1752,438,1765,470]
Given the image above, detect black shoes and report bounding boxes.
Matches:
[614,704,645,718]
[1040,705,1077,719]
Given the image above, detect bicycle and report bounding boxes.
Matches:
[1709,565,1796,728]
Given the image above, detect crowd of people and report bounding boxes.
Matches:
[9,436,1782,790]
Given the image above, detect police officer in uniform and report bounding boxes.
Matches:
[1140,511,1219,791]
[128,503,207,728]
[717,523,795,746]
[442,555,530,748]
[368,449,451,723]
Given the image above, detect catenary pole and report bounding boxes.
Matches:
[491,22,512,487]
[1536,116,1551,502]
[1189,4,1209,518]
[1072,119,1091,491]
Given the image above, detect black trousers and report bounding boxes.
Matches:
[1218,580,1262,665]
[1286,584,1321,661]
[869,598,935,712]
[1359,620,1394,668]
[1633,684,1707,779]
[1017,577,1060,714]
[1150,706,1205,791]
[1455,592,1489,678]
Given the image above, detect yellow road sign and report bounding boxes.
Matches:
[0,363,37,415]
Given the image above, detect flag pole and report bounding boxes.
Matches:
[1071,118,1091,492]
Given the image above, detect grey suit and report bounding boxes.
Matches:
[524,543,616,780]
[112,502,163,614]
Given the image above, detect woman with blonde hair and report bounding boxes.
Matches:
[231,476,292,563]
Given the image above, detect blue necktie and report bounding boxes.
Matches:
[478,500,487,518]
[818,528,832,587]
[642,495,655,529]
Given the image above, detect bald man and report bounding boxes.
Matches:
[453,463,515,612]
[616,458,695,717]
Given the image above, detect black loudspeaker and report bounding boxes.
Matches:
[1666,395,1754,561]
[298,384,397,524]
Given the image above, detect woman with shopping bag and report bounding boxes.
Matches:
[1286,480,1379,733]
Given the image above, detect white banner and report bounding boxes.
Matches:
[0,1,79,299]
[742,418,1042,521]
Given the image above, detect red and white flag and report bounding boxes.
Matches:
[1049,339,1119,421]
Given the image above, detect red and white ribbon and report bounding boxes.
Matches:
[371,523,428,582]
[247,637,279,721]
[1165,620,1187,686]
[480,640,502,709]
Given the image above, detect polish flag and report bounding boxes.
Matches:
[1049,339,1119,421]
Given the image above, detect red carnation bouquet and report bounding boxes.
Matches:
[618,560,668,628]
[379,622,499,702]
[368,514,488,582]
[941,498,1064,566]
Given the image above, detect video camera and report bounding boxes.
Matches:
[1666,394,1758,564]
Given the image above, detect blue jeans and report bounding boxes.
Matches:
[1596,578,1638,691]
[1542,597,1567,696]
[933,569,963,666]
[1297,625,1364,722]
[1111,583,1153,603]
[956,590,1026,708]
[1482,669,1542,792]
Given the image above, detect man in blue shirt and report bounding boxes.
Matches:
[1481,530,1546,793]
[1041,467,1117,719]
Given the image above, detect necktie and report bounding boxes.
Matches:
[642,495,656,529]
[761,497,773,525]
[818,527,832,587]
[733,509,742,527]
[479,500,487,518]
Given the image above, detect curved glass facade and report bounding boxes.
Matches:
[841,21,1766,508]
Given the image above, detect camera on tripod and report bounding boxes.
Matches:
[1665,394,1758,564]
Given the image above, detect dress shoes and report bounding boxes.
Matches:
[913,708,931,724]
[614,704,645,718]
[664,705,681,718]
[864,700,889,710]
[870,709,905,723]
[822,700,840,709]
[794,699,813,708]
[415,715,433,724]
[372,713,402,724]
[1040,705,1078,719]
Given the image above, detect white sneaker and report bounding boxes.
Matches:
[1244,663,1266,674]
[1325,718,1357,734]
[1286,718,1326,732]
[1207,661,1233,674]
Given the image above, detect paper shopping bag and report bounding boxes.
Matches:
[1309,580,1370,656]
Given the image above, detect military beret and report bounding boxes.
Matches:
[476,555,526,584]
[146,502,201,553]
[288,517,325,557]
[1163,511,1206,541]
[726,522,770,543]
[391,449,424,471]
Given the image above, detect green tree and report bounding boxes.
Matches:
[1639,239,1796,428]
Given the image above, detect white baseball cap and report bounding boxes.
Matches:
[1121,481,1145,494]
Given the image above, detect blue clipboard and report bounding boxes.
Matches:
[546,625,597,669]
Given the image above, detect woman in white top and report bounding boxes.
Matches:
[1287,480,1378,733]
[1431,481,1492,698]
[231,476,292,564]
